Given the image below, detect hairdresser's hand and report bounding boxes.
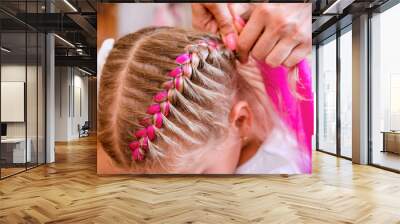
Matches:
[192,3,237,50]
[236,3,311,68]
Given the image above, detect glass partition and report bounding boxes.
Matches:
[27,31,38,169]
[0,1,46,179]
[1,30,28,177]
[38,32,45,165]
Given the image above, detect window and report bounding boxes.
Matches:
[317,36,337,154]
[371,3,400,171]
[339,27,352,158]
[312,45,317,151]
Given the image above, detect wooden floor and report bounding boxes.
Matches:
[1,163,44,178]
[1,167,26,178]
[1,136,400,223]
[373,151,400,171]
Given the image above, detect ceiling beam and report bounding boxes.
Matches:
[55,55,96,72]
[67,13,96,39]
[322,0,356,14]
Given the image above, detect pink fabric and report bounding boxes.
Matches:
[176,53,191,64]
[257,59,313,173]
[154,113,163,128]
[129,141,139,151]
[169,67,182,78]
[147,126,156,140]
[135,128,147,139]
[154,91,168,103]
[147,104,161,115]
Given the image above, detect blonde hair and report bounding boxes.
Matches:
[98,27,271,173]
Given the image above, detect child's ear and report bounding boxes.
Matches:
[229,101,253,137]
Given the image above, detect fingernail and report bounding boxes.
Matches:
[234,16,245,28]
[223,33,237,51]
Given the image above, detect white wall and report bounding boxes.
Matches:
[54,67,89,141]
[1,65,39,138]
[55,66,69,141]
[117,3,192,38]
[1,82,25,122]
[1,65,27,140]
[71,73,89,138]
[1,64,46,163]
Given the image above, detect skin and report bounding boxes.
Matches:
[176,101,263,174]
[192,3,237,49]
[192,3,312,68]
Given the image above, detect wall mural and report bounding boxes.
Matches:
[97,3,314,174]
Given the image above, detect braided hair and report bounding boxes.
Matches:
[98,27,270,173]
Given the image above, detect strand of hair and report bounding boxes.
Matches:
[160,113,202,145]
[184,78,225,103]
[190,69,225,90]
[168,103,210,137]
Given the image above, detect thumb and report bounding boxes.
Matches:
[205,3,237,50]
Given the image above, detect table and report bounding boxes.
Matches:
[381,131,400,154]
[1,138,31,164]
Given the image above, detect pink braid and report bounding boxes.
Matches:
[128,40,218,161]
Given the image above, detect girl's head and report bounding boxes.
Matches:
[98,27,272,173]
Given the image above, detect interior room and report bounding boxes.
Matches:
[314,0,400,171]
[0,0,96,179]
[0,0,400,223]
[0,8,46,177]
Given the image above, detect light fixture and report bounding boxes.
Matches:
[54,34,75,48]
[78,67,93,76]
[1,47,11,53]
[63,0,78,12]
[76,48,86,56]
[322,0,355,15]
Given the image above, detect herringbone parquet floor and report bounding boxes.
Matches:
[1,135,400,224]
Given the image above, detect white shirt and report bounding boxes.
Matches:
[236,128,303,174]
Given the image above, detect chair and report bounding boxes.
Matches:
[79,121,90,138]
